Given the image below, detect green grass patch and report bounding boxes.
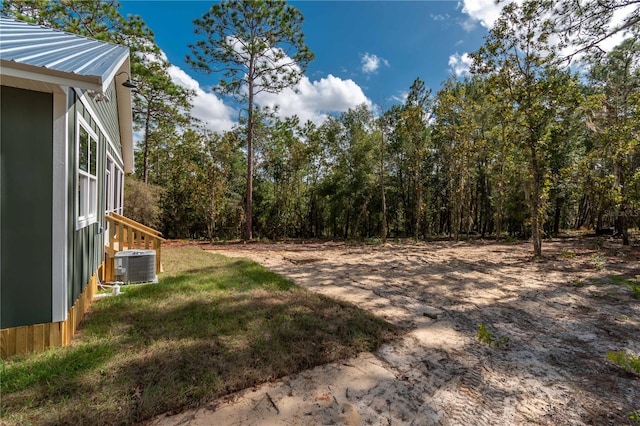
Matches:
[1,246,398,425]
[608,275,640,299]
[580,274,640,299]
[477,323,510,349]
[607,350,640,376]
[591,253,606,270]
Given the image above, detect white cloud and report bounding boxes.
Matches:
[431,13,450,21]
[460,0,634,50]
[460,0,635,62]
[390,91,409,104]
[255,74,372,125]
[460,17,478,32]
[136,49,236,133]
[591,3,637,52]
[166,65,236,133]
[460,0,513,29]
[361,53,390,74]
[448,52,473,77]
[159,46,372,130]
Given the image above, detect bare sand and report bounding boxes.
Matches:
[148,238,640,425]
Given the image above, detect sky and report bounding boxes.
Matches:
[117,0,631,133]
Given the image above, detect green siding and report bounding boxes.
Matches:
[0,86,53,328]
[84,81,122,159]
[67,93,106,308]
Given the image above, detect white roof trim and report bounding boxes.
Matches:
[1,61,102,91]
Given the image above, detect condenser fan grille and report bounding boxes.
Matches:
[114,250,157,283]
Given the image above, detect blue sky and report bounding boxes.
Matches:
[116,1,508,131]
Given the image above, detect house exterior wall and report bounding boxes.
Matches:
[0,86,53,329]
[66,91,109,309]
[85,80,123,162]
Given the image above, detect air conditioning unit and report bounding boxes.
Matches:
[114,250,157,284]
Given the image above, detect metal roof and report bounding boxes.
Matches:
[0,16,135,173]
[0,16,129,91]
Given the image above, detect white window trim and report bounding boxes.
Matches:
[76,115,99,229]
[105,152,124,216]
[74,88,124,167]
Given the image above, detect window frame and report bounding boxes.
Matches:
[76,115,99,229]
[105,153,124,216]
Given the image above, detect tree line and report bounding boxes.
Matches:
[3,0,638,256]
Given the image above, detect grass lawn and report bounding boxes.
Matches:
[1,246,399,425]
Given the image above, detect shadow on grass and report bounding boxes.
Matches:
[0,247,399,425]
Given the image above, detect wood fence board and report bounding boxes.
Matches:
[1,328,16,358]
[33,324,45,352]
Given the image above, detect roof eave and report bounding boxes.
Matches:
[1,59,103,91]
[2,54,135,174]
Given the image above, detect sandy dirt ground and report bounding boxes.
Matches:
[148,238,640,425]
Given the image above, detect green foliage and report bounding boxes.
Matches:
[582,38,640,245]
[607,350,640,375]
[609,275,640,299]
[477,324,510,349]
[591,253,606,270]
[552,0,640,60]
[124,177,163,229]
[187,0,314,240]
[471,0,583,256]
[365,237,382,245]
[187,0,314,98]
[6,1,638,244]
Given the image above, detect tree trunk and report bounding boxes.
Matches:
[142,109,151,184]
[414,171,422,240]
[617,161,630,246]
[245,80,254,241]
[553,196,562,236]
[530,152,542,257]
[622,219,629,246]
[380,131,387,243]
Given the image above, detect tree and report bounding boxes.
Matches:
[376,115,390,243]
[553,0,640,61]
[187,0,314,240]
[1,1,195,189]
[132,60,193,184]
[434,78,482,240]
[473,0,582,256]
[383,80,433,238]
[124,178,163,229]
[254,115,311,239]
[400,78,432,239]
[583,38,640,244]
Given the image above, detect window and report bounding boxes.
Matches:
[105,154,124,215]
[77,118,98,228]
